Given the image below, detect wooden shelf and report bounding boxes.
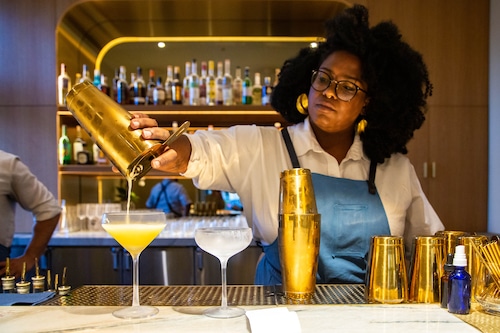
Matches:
[57,105,288,128]
[58,164,181,179]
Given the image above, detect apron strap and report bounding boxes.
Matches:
[367,161,377,195]
[281,127,301,168]
[281,127,378,195]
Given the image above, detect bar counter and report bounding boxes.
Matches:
[1,285,498,332]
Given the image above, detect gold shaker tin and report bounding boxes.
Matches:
[435,230,469,256]
[278,168,321,302]
[409,236,445,303]
[459,235,489,301]
[66,81,163,180]
[365,236,408,303]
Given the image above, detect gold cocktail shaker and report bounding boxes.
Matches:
[459,235,489,301]
[66,81,164,180]
[435,230,469,256]
[365,236,408,303]
[278,168,321,302]
[409,236,445,303]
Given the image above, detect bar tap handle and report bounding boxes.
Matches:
[124,250,131,271]
[111,247,120,270]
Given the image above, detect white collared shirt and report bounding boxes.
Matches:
[184,118,444,247]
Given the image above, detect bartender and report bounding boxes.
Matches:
[129,5,444,285]
[0,150,61,278]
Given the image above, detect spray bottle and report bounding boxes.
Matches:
[447,245,471,314]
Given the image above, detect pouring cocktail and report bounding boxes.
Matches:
[102,210,166,319]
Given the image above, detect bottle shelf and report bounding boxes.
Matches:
[57,105,287,128]
[58,164,180,179]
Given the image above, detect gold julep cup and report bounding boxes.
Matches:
[409,236,445,303]
[66,81,164,180]
[435,230,469,256]
[278,168,321,303]
[459,235,489,301]
[365,236,408,303]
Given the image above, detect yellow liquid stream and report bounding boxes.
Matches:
[102,224,165,257]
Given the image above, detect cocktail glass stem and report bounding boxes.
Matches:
[220,258,229,309]
[132,254,140,307]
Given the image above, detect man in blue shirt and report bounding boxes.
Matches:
[146,179,192,217]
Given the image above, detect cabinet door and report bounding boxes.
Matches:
[428,106,488,232]
[407,105,488,233]
[47,247,121,287]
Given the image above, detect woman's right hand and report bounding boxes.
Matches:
[130,113,192,174]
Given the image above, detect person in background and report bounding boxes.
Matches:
[146,179,193,217]
[129,4,444,285]
[0,150,61,278]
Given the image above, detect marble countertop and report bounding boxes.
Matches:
[0,304,483,333]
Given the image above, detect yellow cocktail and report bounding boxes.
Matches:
[102,210,166,319]
[102,224,165,257]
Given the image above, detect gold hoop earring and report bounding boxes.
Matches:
[356,119,367,134]
[296,93,308,115]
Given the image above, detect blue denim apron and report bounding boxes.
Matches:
[255,129,390,285]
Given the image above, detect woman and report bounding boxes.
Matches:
[130,5,444,285]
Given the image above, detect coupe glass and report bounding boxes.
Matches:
[194,227,253,318]
[102,210,167,319]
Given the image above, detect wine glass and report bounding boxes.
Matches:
[102,210,167,319]
[194,227,253,318]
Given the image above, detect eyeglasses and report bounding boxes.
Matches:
[311,70,367,102]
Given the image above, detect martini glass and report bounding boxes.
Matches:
[102,210,166,319]
[194,227,253,318]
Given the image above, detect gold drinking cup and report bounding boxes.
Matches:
[459,235,489,300]
[66,81,163,180]
[278,168,321,302]
[409,236,445,303]
[365,236,408,303]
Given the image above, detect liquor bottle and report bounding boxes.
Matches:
[100,74,110,96]
[252,72,262,106]
[133,67,146,105]
[262,76,272,106]
[112,68,119,101]
[128,72,136,104]
[58,125,71,165]
[440,253,455,308]
[182,61,191,105]
[92,143,107,165]
[153,76,166,105]
[57,63,71,106]
[273,68,281,88]
[80,64,91,83]
[189,59,200,106]
[233,66,243,105]
[75,73,82,86]
[72,125,85,162]
[165,65,174,105]
[93,69,101,87]
[215,61,224,105]
[199,61,208,106]
[242,66,253,105]
[206,60,216,106]
[116,66,128,105]
[76,142,91,165]
[146,69,156,105]
[222,59,233,106]
[448,245,471,314]
[172,66,183,105]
